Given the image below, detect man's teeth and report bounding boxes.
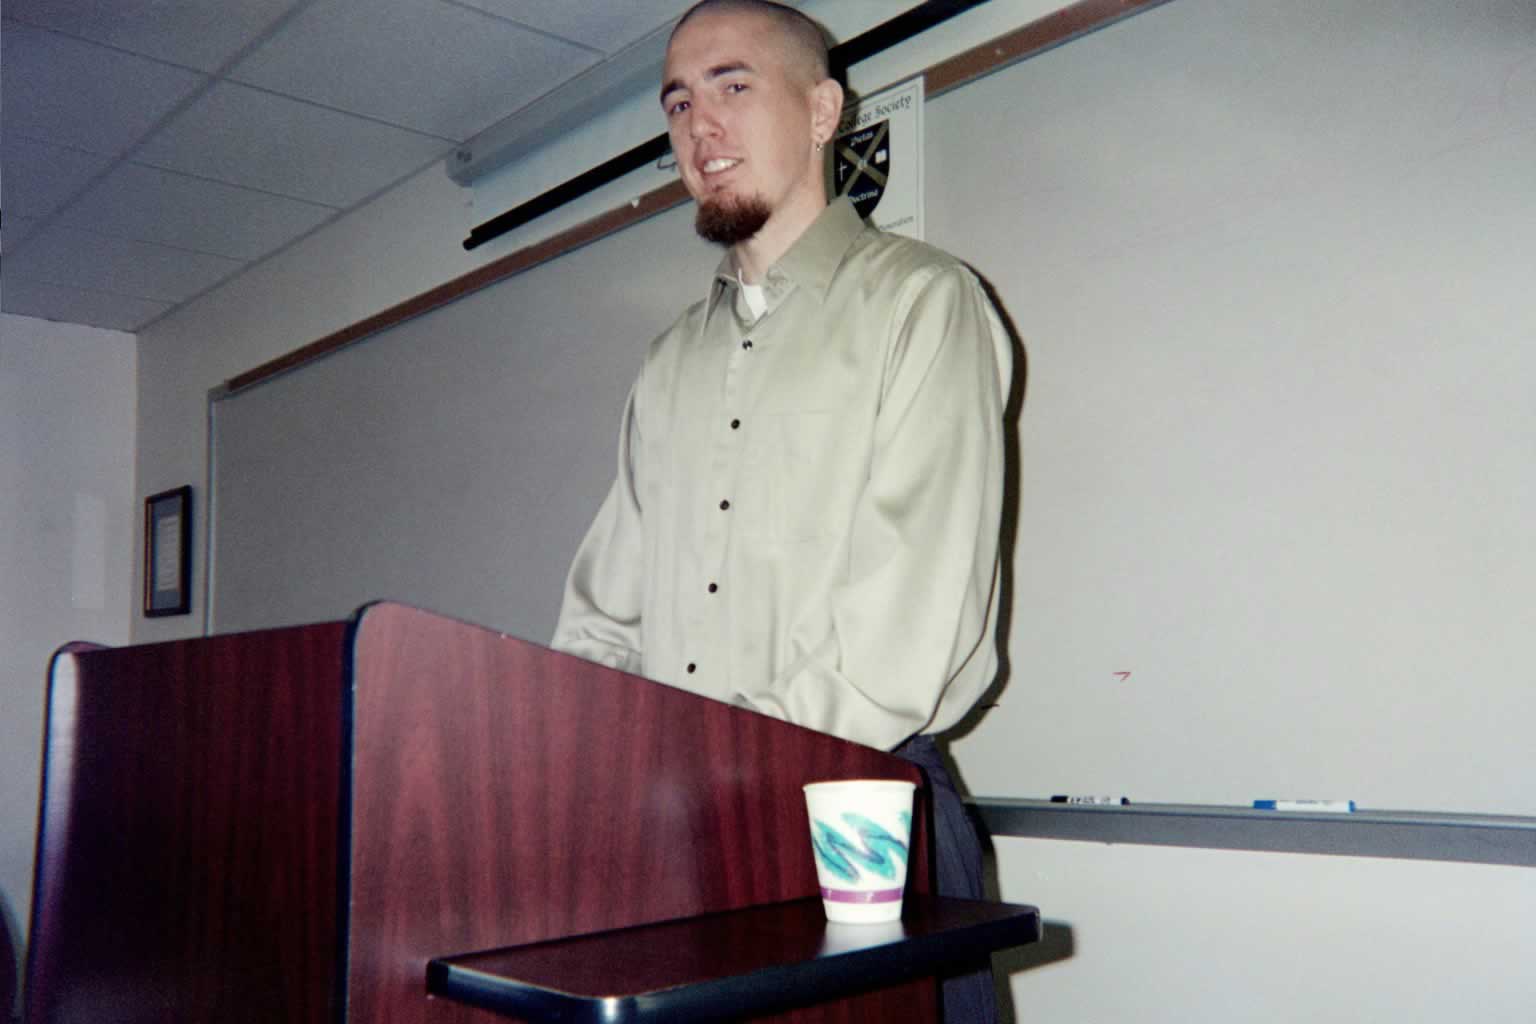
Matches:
[703,158,740,173]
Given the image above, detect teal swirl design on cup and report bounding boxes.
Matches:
[810,811,911,883]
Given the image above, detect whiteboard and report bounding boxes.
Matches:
[939,0,1536,815]
[212,0,1536,816]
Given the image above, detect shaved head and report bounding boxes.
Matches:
[671,0,834,87]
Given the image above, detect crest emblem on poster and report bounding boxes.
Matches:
[835,120,892,221]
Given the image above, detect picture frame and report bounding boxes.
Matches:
[144,485,192,617]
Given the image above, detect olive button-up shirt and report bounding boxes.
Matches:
[553,198,1012,752]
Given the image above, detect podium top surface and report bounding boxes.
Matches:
[427,896,1040,1023]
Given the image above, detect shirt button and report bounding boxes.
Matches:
[730,418,741,429]
[686,662,697,673]
[719,499,730,511]
[707,582,719,593]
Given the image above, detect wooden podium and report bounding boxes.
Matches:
[25,602,1037,1022]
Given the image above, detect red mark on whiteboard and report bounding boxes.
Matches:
[1113,671,1132,682]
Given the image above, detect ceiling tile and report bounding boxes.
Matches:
[229,0,602,141]
[4,0,303,73]
[455,0,691,55]
[1,20,206,155]
[0,276,173,332]
[58,163,337,261]
[6,224,246,303]
[1,136,117,219]
[135,82,453,208]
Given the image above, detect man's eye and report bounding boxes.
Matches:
[667,99,690,116]
[725,82,748,94]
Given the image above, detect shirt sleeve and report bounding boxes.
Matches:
[732,264,1012,750]
[550,377,646,675]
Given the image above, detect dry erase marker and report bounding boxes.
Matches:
[1252,800,1355,813]
[1050,795,1130,806]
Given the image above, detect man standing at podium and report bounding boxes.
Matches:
[553,2,1011,1018]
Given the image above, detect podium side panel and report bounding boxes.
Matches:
[345,602,937,1023]
[24,625,349,1024]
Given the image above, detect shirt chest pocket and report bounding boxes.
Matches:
[737,411,854,544]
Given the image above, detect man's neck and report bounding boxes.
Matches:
[732,191,828,284]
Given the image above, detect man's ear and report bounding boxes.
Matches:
[810,77,845,145]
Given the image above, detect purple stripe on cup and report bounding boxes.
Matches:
[821,886,904,904]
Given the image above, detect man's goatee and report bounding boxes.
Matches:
[696,195,772,246]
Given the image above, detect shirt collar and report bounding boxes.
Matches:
[708,198,866,318]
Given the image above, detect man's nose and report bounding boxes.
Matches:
[689,98,722,139]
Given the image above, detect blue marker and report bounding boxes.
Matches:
[1051,795,1130,806]
[1253,800,1355,813]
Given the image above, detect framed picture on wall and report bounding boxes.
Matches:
[144,485,192,617]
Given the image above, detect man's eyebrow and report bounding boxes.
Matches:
[706,61,753,80]
[659,61,755,106]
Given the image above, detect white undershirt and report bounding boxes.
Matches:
[737,270,767,320]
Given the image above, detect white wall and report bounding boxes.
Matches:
[995,838,1536,1022]
[0,313,136,985]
